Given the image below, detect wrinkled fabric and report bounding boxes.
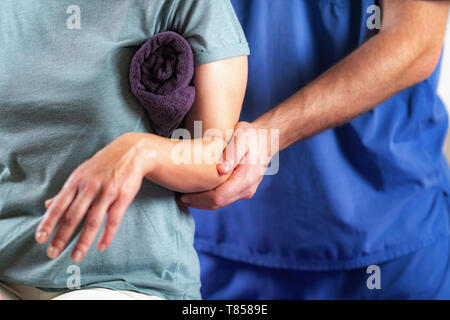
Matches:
[198,238,450,299]
[129,31,195,137]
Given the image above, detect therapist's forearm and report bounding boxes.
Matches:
[253,2,448,151]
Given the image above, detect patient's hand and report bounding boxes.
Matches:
[35,132,150,262]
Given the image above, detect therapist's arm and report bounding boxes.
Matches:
[255,0,449,150]
[179,0,450,209]
[36,56,248,262]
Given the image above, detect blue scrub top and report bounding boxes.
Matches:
[192,0,450,270]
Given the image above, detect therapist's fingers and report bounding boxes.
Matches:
[179,166,246,210]
[217,163,263,205]
[47,182,100,259]
[217,135,246,175]
[71,191,116,262]
[35,186,78,244]
[177,190,219,210]
[178,169,245,209]
[180,159,261,210]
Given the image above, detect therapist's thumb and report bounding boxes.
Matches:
[217,122,254,175]
[217,160,235,175]
[217,137,244,175]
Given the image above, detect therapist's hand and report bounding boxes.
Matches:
[177,122,273,210]
[35,132,148,263]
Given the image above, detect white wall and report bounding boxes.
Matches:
[439,15,450,108]
[440,14,450,158]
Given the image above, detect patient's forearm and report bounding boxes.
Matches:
[134,132,229,193]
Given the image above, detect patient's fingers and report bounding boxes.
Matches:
[35,186,77,244]
[71,190,116,262]
[47,182,100,259]
[96,193,134,251]
[45,197,55,208]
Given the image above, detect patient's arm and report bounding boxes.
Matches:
[137,55,248,193]
[36,55,248,262]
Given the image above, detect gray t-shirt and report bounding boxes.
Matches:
[0,0,249,300]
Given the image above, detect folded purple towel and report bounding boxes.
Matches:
[129,31,195,137]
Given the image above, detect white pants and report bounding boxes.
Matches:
[0,281,163,300]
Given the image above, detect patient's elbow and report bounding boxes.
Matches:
[186,169,230,194]
[411,44,443,84]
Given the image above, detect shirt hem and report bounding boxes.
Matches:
[33,281,199,300]
[194,43,250,66]
[194,233,450,271]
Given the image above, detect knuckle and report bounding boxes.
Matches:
[103,186,117,198]
[241,187,257,200]
[62,214,77,227]
[48,204,63,215]
[243,180,254,191]
[251,175,261,186]
[243,192,254,200]
[118,188,132,199]
[107,218,121,230]
[85,219,101,231]
[211,195,225,208]
[72,170,83,180]
[75,242,89,252]
[51,237,65,249]
[64,173,81,189]
[39,220,52,232]
[84,179,101,192]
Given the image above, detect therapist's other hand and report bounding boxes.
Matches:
[177,122,273,210]
[35,132,148,262]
